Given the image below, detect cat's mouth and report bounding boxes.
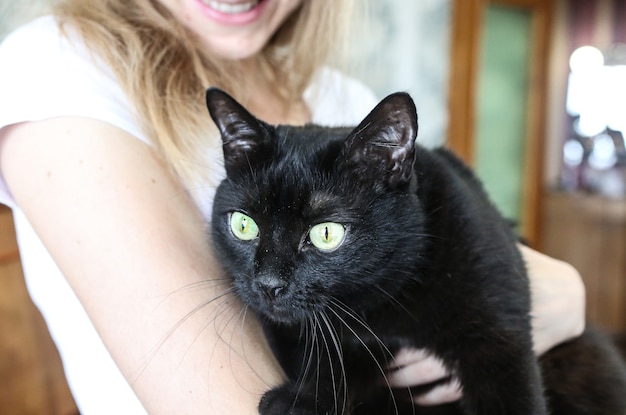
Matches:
[260,307,302,325]
[248,289,322,325]
[254,297,314,325]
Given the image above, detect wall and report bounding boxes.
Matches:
[0,2,50,36]
[349,0,451,148]
[475,5,533,222]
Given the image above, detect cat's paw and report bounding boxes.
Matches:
[259,382,340,415]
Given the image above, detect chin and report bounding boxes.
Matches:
[255,300,319,326]
[203,37,268,61]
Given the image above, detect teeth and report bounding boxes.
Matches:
[204,0,259,14]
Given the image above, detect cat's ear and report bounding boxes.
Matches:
[205,87,272,176]
[342,92,418,189]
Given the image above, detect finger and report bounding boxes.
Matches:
[387,348,431,370]
[414,379,463,406]
[386,354,450,387]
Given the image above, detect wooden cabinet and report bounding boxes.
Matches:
[0,206,77,415]
[541,192,626,332]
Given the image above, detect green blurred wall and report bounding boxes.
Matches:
[475,5,532,223]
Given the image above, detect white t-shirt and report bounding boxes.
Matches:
[0,16,378,414]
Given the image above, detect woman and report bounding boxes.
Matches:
[0,0,585,413]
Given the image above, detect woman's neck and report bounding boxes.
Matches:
[237,58,311,126]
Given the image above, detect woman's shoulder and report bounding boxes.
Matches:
[1,15,59,43]
[304,67,379,127]
[0,16,84,93]
[0,15,147,143]
[0,16,71,66]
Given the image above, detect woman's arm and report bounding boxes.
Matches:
[0,117,284,414]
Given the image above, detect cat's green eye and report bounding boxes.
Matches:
[230,212,259,241]
[309,222,345,251]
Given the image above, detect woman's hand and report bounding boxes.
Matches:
[385,349,462,405]
[386,245,586,405]
[520,244,586,355]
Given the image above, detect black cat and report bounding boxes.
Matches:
[206,88,626,415]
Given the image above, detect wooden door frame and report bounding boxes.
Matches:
[448,0,554,247]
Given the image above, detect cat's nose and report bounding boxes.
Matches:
[257,277,287,301]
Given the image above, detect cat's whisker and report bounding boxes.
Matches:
[311,313,336,413]
[317,313,347,413]
[196,293,283,393]
[301,317,318,385]
[178,289,248,369]
[328,300,406,415]
[324,310,351,415]
[292,316,319,409]
[173,277,233,293]
[371,284,421,323]
[319,312,348,413]
[192,293,245,367]
[331,299,406,371]
[228,304,279,389]
[152,276,232,310]
[290,315,322,413]
[310,315,324,409]
[129,286,238,385]
[329,300,395,362]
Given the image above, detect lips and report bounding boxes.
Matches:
[196,0,267,25]
[200,0,260,15]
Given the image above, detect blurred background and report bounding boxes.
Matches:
[1,0,624,413]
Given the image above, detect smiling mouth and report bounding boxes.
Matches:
[201,0,261,14]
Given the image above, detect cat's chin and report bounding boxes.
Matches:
[259,307,309,326]
[245,289,325,326]
[252,299,319,326]
[262,315,301,326]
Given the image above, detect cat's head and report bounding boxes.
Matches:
[206,88,425,325]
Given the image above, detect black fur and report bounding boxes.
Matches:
[206,88,626,415]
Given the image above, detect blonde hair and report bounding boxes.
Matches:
[48,0,356,192]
